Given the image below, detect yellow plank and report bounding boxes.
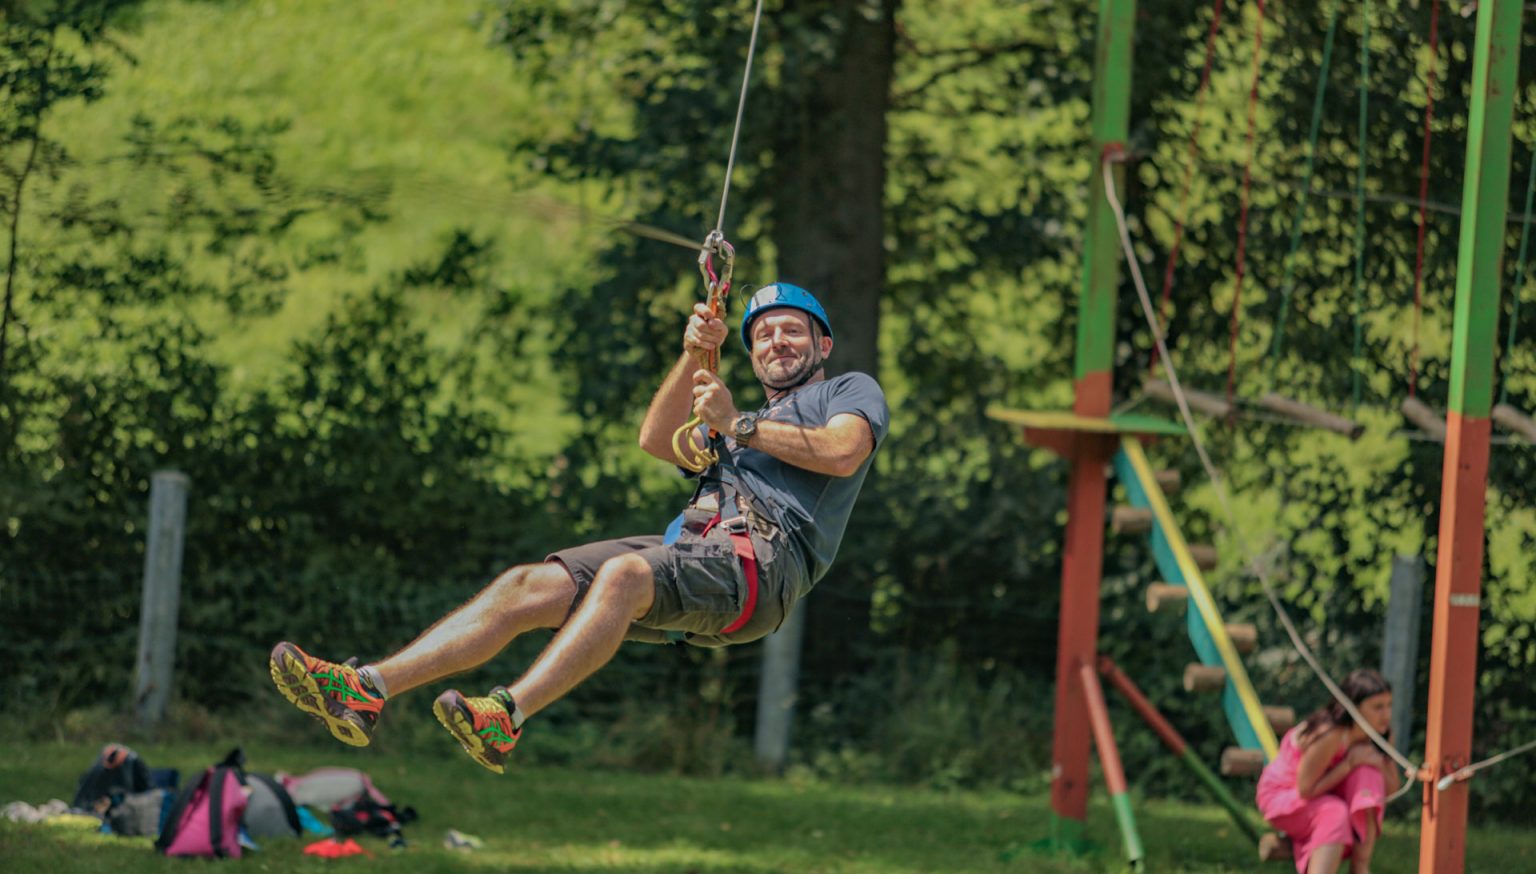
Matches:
[1120,436,1279,758]
[985,406,1185,436]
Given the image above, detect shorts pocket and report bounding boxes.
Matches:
[670,540,744,616]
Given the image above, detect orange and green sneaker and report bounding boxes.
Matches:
[432,687,521,774]
[268,641,384,747]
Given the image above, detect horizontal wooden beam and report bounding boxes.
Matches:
[1257,393,1365,439]
[1144,378,1235,419]
[1492,402,1536,443]
[1402,396,1448,441]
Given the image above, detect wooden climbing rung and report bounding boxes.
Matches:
[1183,663,1227,693]
[1225,622,1258,654]
[1258,832,1294,863]
[1188,544,1219,571]
[1153,469,1182,495]
[1220,746,1266,776]
[1264,706,1297,734]
[1493,403,1536,444]
[1256,393,1365,439]
[1401,396,1447,441]
[1146,583,1188,613]
[1143,378,1236,419]
[1112,505,1153,535]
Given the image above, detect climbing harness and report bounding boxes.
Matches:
[669,0,767,473]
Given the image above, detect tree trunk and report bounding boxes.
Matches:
[771,0,894,380]
[769,0,896,680]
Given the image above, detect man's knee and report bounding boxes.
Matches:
[588,554,656,618]
[490,563,577,612]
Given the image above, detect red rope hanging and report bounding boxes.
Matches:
[1409,0,1441,399]
[1153,0,1228,368]
[1227,0,1268,405]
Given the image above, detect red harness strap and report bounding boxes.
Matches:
[699,514,759,635]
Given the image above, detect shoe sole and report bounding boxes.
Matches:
[432,690,506,774]
[268,643,374,747]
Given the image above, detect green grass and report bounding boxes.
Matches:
[3,736,1535,873]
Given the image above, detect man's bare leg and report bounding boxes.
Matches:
[370,562,577,696]
[506,552,655,717]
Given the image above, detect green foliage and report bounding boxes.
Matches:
[5,0,1536,830]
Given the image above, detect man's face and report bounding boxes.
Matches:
[749,309,831,389]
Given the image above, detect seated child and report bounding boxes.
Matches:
[1256,669,1402,874]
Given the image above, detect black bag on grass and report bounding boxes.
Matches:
[331,796,417,848]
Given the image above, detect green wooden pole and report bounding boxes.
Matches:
[1075,0,1136,408]
[1420,2,1523,872]
[1046,0,1135,857]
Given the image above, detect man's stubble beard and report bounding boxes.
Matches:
[754,349,819,391]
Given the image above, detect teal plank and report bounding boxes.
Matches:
[1113,449,1263,752]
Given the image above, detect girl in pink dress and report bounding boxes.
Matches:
[1256,669,1401,873]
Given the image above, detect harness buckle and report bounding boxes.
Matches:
[720,515,750,535]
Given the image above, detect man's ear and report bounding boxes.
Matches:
[819,335,834,359]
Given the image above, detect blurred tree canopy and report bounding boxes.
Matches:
[4,0,1536,819]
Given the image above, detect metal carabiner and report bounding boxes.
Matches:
[697,230,736,312]
[672,231,738,473]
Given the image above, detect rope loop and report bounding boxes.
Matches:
[673,232,738,473]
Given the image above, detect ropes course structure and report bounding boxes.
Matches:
[990,2,1534,871]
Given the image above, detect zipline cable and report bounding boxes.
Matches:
[672,0,767,473]
[713,0,767,237]
[1102,154,1422,803]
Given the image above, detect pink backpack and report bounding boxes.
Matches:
[155,749,249,859]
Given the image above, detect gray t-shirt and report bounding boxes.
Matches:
[697,372,888,588]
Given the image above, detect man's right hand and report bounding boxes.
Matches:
[684,302,728,355]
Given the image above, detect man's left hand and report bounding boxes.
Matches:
[692,370,738,433]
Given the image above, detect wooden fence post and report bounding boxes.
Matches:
[134,470,190,727]
[1382,554,1425,754]
[754,596,806,770]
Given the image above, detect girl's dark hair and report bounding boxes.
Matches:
[1299,668,1392,742]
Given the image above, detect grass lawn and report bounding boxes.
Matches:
[3,737,1535,872]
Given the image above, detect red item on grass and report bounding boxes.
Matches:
[304,837,373,858]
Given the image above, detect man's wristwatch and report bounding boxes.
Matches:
[732,413,759,447]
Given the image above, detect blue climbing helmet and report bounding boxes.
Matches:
[739,282,833,351]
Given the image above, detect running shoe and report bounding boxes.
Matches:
[268,641,384,746]
[432,687,521,773]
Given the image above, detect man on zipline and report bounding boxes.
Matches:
[269,283,888,772]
